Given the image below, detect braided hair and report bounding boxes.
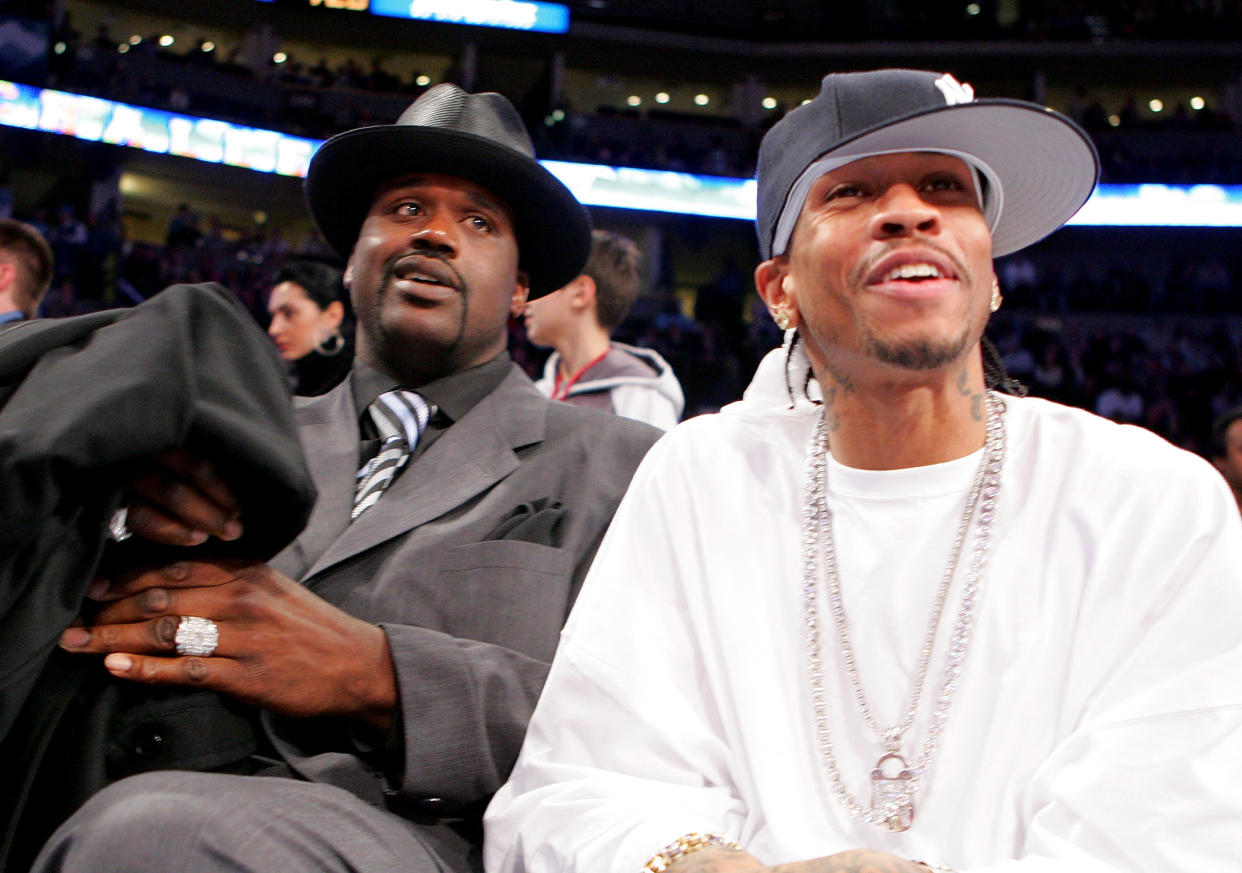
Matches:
[782,329,818,407]
[981,334,1027,396]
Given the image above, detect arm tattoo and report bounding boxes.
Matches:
[665,849,763,873]
[671,861,752,873]
[768,855,919,873]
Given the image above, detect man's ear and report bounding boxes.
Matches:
[755,256,793,312]
[510,272,531,318]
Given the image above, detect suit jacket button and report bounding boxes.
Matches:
[132,723,168,759]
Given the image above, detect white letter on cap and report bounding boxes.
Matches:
[934,74,975,106]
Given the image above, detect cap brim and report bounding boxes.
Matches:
[820,100,1098,258]
[305,125,591,298]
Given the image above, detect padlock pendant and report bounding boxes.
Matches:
[870,752,914,831]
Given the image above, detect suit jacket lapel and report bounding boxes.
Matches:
[301,365,547,581]
[276,382,359,580]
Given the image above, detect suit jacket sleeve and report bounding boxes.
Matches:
[381,623,550,811]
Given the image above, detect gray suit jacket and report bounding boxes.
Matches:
[266,362,659,868]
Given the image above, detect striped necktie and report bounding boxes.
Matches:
[352,389,432,520]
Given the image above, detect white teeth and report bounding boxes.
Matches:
[883,262,942,281]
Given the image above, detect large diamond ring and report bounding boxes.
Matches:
[174,616,219,657]
[107,507,133,542]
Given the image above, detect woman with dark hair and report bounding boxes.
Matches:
[266,259,353,395]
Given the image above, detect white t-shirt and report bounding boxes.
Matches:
[485,393,1242,873]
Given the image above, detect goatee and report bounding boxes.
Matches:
[867,330,971,371]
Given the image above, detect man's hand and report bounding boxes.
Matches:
[663,847,764,873]
[59,559,398,732]
[666,849,925,873]
[767,851,926,873]
[122,449,244,546]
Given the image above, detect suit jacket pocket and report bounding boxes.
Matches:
[433,540,573,661]
[485,499,565,545]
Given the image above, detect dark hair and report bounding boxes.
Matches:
[583,230,641,330]
[981,335,1027,396]
[1212,406,1242,457]
[783,330,819,407]
[274,259,344,311]
[0,218,53,317]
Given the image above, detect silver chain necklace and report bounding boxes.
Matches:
[801,391,1006,832]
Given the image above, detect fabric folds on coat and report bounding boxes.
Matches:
[0,283,317,871]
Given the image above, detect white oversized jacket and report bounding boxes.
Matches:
[486,369,1242,873]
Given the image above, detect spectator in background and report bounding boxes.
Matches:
[48,205,87,280]
[1212,405,1242,513]
[0,217,54,322]
[166,203,202,249]
[525,229,684,430]
[1094,370,1147,423]
[265,259,353,396]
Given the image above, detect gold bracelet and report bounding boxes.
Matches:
[641,832,743,873]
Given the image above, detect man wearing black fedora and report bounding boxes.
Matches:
[485,69,1242,872]
[32,84,660,873]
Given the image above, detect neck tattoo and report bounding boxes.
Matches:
[800,391,1006,832]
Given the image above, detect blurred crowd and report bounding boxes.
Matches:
[989,314,1242,456]
[3,1,1237,463]
[1004,0,1242,40]
[18,195,1240,460]
[35,10,1242,184]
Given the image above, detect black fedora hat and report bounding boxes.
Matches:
[757,69,1099,260]
[305,84,591,299]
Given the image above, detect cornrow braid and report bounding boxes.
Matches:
[782,330,823,408]
[783,330,798,408]
[803,353,820,404]
[982,335,1027,397]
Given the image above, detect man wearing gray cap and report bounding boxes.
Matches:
[29,84,659,873]
[484,70,1242,873]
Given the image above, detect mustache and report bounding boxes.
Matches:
[851,240,972,288]
[385,250,464,291]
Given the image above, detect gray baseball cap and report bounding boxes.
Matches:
[756,69,1099,260]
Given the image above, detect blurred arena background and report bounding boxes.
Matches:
[3,0,1241,450]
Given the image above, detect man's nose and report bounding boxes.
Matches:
[409,215,456,255]
[870,185,940,239]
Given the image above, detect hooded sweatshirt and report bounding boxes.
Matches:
[536,342,684,431]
